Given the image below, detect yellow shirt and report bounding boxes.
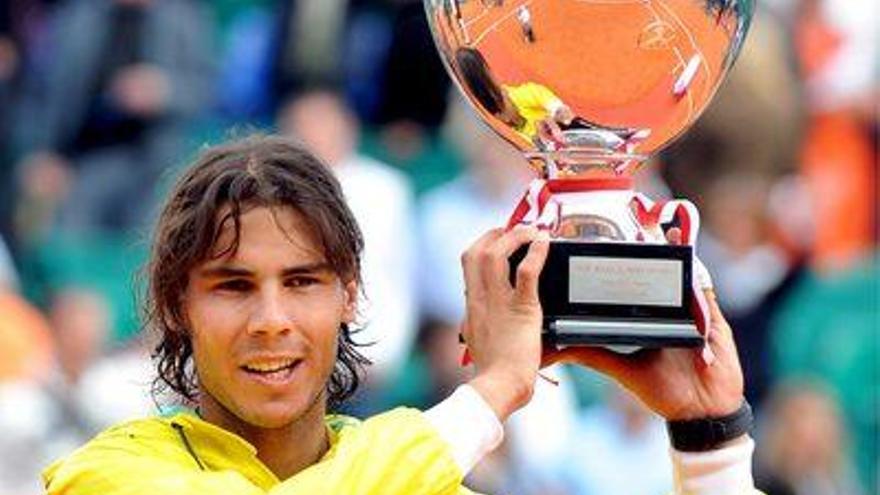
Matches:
[503,82,564,140]
[43,408,479,494]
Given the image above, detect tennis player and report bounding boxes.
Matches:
[43,135,759,494]
[454,47,573,147]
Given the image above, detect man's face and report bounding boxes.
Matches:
[185,206,357,429]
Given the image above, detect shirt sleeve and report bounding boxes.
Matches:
[423,384,504,474]
[670,436,762,495]
[508,82,560,116]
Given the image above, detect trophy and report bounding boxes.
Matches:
[425,0,753,348]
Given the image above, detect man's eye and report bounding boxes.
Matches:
[215,279,252,292]
[286,277,319,288]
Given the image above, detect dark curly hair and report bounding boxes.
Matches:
[455,47,505,116]
[145,134,369,412]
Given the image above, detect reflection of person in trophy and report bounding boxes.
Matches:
[516,6,535,43]
[454,47,650,176]
[454,47,571,150]
[446,0,470,45]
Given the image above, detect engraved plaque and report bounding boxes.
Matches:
[569,256,683,307]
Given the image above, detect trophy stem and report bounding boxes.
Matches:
[507,177,649,244]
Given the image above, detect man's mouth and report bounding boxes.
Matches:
[240,357,302,380]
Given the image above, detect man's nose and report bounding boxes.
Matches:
[246,286,292,336]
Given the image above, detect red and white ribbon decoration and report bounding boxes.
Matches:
[503,180,715,363]
[630,193,714,362]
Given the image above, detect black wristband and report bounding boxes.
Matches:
[666,401,753,452]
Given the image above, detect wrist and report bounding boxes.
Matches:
[667,394,745,421]
[667,400,753,452]
[469,369,534,422]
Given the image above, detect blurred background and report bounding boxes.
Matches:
[0,0,876,494]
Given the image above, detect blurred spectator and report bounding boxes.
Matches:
[770,258,879,490]
[270,1,450,128]
[794,0,878,115]
[418,97,533,322]
[0,236,54,383]
[0,0,31,247]
[0,289,53,384]
[701,174,789,315]
[0,3,16,224]
[341,3,395,123]
[393,319,470,409]
[375,1,450,129]
[213,1,276,122]
[0,286,153,495]
[48,287,154,432]
[0,288,109,494]
[793,0,878,272]
[49,289,110,391]
[278,88,418,389]
[502,369,580,495]
[561,386,673,495]
[756,380,864,495]
[271,0,349,100]
[0,235,17,290]
[14,0,213,236]
[699,173,818,407]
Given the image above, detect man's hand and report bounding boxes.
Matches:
[552,289,744,420]
[552,104,575,126]
[551,229,744,420]
[462,227,550,422]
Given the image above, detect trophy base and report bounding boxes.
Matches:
[511,241,702,349]
[546,318,702,348]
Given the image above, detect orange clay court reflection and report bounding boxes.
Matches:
[427,0,753,177]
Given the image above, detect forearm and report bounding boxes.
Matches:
[424,384,760,494]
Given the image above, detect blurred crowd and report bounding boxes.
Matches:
[0,1,877,494]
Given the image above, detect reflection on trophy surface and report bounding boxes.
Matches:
[430,0,751,168]
[426,0,753,348]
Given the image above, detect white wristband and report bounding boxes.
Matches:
[670,436,757,495]
[424,385,504,475]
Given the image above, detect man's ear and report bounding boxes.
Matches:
[341,280,358,324]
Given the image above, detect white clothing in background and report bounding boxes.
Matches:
[335,154,417,381]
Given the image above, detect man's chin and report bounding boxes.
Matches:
[238,394,325,430]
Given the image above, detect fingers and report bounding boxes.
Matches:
[484,225,544,292]
[555,105,574,125]
[461,228,504,297]
[702,289,730,334]
[546,119,565,143]
[665,227,682,245]
[462,226,544,313]
[512,230,550,304]
[700,288,739,367]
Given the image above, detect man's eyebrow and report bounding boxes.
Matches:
[197,262,332,278]
[281,262,333,277]
[197,266,253,279]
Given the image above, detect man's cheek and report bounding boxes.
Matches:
[193,343,224,387]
